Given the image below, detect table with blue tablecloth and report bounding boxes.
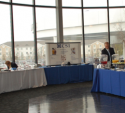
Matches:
[44,64,94,85]
[91,69,125,97]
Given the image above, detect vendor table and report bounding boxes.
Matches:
[44,64,94,85]
[91,69,125,97]
[0,68,47,94]
[0,64,93,94]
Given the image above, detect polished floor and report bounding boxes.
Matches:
[0,82,125,113]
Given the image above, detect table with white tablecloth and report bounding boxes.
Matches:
[0,68,47,94]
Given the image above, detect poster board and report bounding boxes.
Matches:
[45,42,81,66]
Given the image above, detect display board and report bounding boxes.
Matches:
[45,42,81,66]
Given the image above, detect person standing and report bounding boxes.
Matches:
[101,42,115,62]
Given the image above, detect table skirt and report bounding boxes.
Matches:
[0,68,47,94]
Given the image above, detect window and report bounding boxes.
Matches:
[13,0,33,5]
[35,0,56,6]
[63,9,83,61]
[94,49,96,53]
[26,52,28,55]
[110,8,125,59]
[93,45,96,49]
[109,0,125,6]
[36,8,56,30]
[84,9,108,62]
[30,52,32,54]
[6,53,8,55]
[88,50,90,52]
[36,8,57,65]
[0,53,1,55]
[0,0,9,2]
[0,4,12,61]
[62,0,81,7]
[83,0,107,7]
[1,0,124,64]
[13,6,34,62]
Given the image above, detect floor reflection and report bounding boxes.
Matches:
[29,87,96,113]
[29,87,125,113]
[92,93,125,113]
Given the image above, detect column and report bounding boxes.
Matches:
[56,0,63,42]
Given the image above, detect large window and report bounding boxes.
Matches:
[35,0,56,6]
[63,9,83,61]
[83,0,107,7]
[109,0,125,6]
[0,0,125,64]
[110,8,125,59]
[0,0,9,2]
[36,8,57,65]
[0,4,12,62]
[84,9,108,62]
[62,0,81,7]
[13,0,33,4]
[13,6,34,64]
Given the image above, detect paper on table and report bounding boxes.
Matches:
[97,64,101,69]
[116,70,122,71]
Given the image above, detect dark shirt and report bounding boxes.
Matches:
[101,47,115,61]
[7,62,18,69]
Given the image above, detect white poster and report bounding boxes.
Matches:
[46,43,81,65]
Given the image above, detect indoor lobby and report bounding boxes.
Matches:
[0,0,125,113]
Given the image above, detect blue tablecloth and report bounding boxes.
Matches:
[92,93,125,112]
[91,69,125,97]
[44,65,94,85]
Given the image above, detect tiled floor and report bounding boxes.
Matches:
[29,85,125,113]
[0,82,125,113]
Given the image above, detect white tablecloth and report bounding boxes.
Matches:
[0,68,47,94]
